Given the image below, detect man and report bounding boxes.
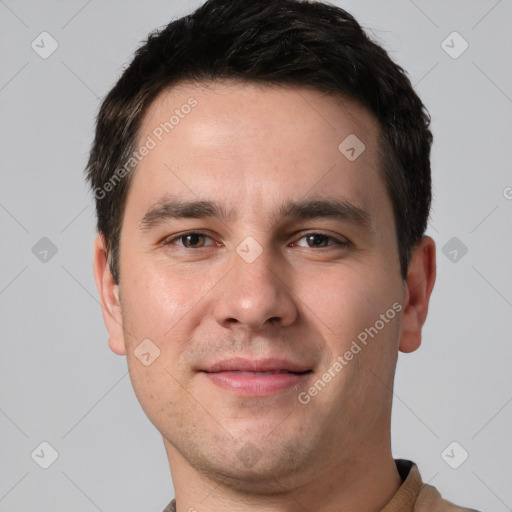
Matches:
[86,0,479,510]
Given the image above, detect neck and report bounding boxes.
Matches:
[164,438,401,512]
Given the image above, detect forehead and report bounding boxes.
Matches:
[139,80,380,152]
[127,80,388,230]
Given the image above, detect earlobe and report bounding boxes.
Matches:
[93,233,126,356]
[398,236,436,354]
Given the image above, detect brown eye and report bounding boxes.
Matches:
[165,232,217,249]
[305,234,329,247]
[295,233,349,248]
[181,233,206,248]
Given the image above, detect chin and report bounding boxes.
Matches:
[188,437,312,493]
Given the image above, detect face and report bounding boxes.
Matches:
[95,80,434,492]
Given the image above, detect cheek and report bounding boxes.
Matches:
[297,265,380,336]
[120,267,198,427]
[120,263,194,347]
[125,352,191,436]
[296,262,401,366]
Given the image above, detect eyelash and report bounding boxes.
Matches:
[163,230,350,249]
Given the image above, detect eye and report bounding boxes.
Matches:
[164,231,218,249]
[294,233,349,248]
[162,231,348,250]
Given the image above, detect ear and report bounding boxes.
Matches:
[399,236,436,353]
[93,233,126,355]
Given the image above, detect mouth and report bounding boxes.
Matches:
[199,358,313,396]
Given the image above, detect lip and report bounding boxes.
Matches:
[201,357,312,373]
[200,357,313,397]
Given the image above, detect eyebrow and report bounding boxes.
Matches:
[138,196,373,233]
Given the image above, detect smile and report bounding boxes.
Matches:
[201,369,313,396]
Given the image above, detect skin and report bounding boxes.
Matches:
[94,80,436,512]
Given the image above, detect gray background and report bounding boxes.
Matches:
[1,0,511,510]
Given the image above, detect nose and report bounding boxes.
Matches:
[213,246,298,331]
